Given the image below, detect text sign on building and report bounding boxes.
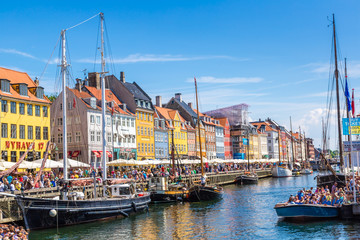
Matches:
[343,141,360,152]
[342,118,360,135]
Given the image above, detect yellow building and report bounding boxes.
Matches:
[249,134,260,160]
[136,108,155,160]
[155,106,188,158]
[195,123,206,159]
[0,67,51,162]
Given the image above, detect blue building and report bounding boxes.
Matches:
[154,107,169,159]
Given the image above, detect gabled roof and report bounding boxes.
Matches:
[217,117,229,128]
[0,67,51,103]
[124,82,151,101]
[155,106,172,120]
[170,97,198,118]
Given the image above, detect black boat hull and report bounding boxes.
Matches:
[187,185,223,202]
[16,194,151,230]
[150,191,187,203]
[235,175,258,184]
[317,174,346,188]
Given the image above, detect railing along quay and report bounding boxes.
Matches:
[0,169,272,223]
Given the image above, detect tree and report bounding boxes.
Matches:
[46,94,58,102]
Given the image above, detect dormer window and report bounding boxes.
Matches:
[36,87,44,99]
[90,97,96,109]
[136,99,140,107]
[147,102,151,109]
[0,79,10,93]
[19,83,28,96]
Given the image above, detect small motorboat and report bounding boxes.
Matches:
[235,172,258,184]
[274,203,339,220]
[300,168,313,175]
[149,176,188,203]
[187,184,223,202]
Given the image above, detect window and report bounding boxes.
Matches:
[19,125,25,139]
[10,151,16,162]
[90,131,95,142]
[90,115,95,123]
[127,118,130,127]
[141,143,144,153]
[96,131,101,142]
[137,126,140,135]
[107,132,112,143]
[148,128,150,136]
[36,87,44,99]
[43,127,48,140]
[27,104,33,115]
[75,132,81,142]
[67,132,72,143]
[43,106,48,117]
[145,143,148,153]
[1,100,7,112]
[10,102,16,113]
[131,119,135,127]
[57,118,62,126]
[35,126,41,139]
[122,118,126,126]
[35,105,40,116]
[151,144,154,153]
[141,127,143,135]
[10,124,16,138]
[90,98,96,109]
[19,103,25,115]
[132,136,135,143]
[58,133,63,143]
[1,79,10,93]
[1,123,7,138]
[96,116,101,124]
[28,126,33,139]
[107,117,111,126]
[19,84,28,96]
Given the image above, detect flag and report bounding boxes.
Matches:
[352,88,355,117]
[345,78,352,112]
[73,98,76,108]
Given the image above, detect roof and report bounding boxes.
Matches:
[155,106,172,120]
[123,82,150,101]
[251,121,277,133]
[217,117,229,127]
[171,98,198,118]
[0,67,51,104]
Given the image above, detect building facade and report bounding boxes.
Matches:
[0,67,51,162]
[218,118,232,159]
[154,110,168,159]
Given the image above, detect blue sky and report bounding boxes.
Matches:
[1,0,360,149]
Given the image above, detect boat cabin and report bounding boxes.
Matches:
[109,183,136,198]
[149,177,168,191]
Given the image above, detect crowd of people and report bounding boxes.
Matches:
[286,181,357,206]
[0,162,270,192]
[0,224,28,240]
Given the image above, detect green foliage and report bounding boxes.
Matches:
[46,94,58,102]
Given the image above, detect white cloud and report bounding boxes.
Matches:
[188,76,263,84]
[0,48,39,60]
[77,54,237,64]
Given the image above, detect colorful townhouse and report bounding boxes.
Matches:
[154,104,188,159]
[153,99,169,159]
[0,67,51,162]
[217,118,232,159]
[106,72,155,160]
[165,93,206,159]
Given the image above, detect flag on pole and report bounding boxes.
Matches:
[73,98,76,108]
[352,88,355,117]
[345,78,352,112]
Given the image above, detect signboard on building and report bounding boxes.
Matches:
[343,141,360,152]
[342,118,360,135]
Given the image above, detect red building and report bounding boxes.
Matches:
[218,117,232,159]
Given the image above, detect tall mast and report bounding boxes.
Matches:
[171,129,175,175]
[100,12,107,184]
[278,129,281,164]
[61,30,68,181]
[304,131,308,162]
[299,126,303,162]
[290,116,295,165]
[333,14,344,168]
[195,78,204,176]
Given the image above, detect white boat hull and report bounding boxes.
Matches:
[272,166,292,177]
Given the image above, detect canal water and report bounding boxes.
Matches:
[29,174,360,239]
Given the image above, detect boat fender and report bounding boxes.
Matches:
[132,201,137,212]
[49,209,57,217]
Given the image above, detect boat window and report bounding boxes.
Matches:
[119,187,130,195]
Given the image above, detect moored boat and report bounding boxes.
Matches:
[271,165,292,178]
[274,203,339,219]
[187,185,223,202]
[235,173,258,184]
[149,176,188,203]
[300,168,313,175]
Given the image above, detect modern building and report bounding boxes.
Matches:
[214,120,224,159]
[106,72,155,160]
[0,67,51,162]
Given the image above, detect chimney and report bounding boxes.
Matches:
[188,102,193,109]
[175,93,182,102]
[75,78,82,92]
[34,77,39,86]
[88,72,101,89]
[120,71,125,83]
[156,96,162,107]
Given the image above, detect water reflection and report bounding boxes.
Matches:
[30,175,360,240]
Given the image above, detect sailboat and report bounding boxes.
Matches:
[7,13,150,230]
[187,78,223,202]
[316,14,346,188]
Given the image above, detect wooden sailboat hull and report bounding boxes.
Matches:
[187,185,223,202]
[150,190,188,203]
[16,194,151,230]
[235,175,258,184]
